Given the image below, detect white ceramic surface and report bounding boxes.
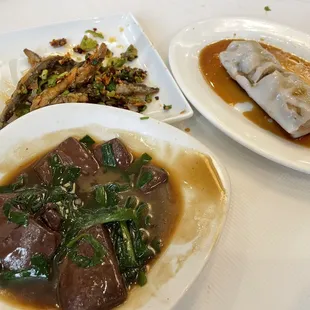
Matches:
[169,17,310,173]
[0,12,193,124]
[0,103,229,310]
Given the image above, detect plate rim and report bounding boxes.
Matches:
[169,16,310,174]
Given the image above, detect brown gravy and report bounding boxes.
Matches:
[0,144,183,310]
[199,39,310,147]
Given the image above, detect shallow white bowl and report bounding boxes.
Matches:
[0,104,230,310]
[169,17,310,173]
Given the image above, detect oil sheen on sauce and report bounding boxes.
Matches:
[199,39,310,147]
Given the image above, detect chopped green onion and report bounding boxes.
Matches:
[49,154,81,187]
[107,57,126,68]
[126,153,152,175]
[136,171,153,189]
[0,254,50,281]
[124,196,139,209]
[120,222,137,266]
[3,200,29,226]
[67,233,107,268]
[140,116,149,120]
[80,135,95,148]
[138,105,147,113]
[163,104,172,110]
[95,185,107,206]
[0,174,26,193]
[137,269,147,286]
[101,143,117,167]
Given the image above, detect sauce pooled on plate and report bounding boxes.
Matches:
[199,39,310,147]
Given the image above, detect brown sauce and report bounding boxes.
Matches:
[0,142,183,309]
[199,39,310,147]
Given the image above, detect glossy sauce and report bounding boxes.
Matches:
[0,148,183,310]
[199,39,310,147]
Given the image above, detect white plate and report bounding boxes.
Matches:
[0,104,229,310]
[169,17,310,173]
[0,12,193,124]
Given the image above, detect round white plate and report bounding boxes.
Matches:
[0,104,230,310]
[169,17,310,173]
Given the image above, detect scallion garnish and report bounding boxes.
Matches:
[80,135,96,148]
[67,233,107,268]
[136,171,153,188]
[101,143,117,167]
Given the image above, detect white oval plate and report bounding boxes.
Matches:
[0,104,230,310]
[169,17,310,173]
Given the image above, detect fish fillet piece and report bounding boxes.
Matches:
[0,55,64,128]
[30,68,78,110]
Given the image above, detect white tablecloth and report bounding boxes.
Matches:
[1,1,310,309]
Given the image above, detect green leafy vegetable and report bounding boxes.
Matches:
[107,57,127,68]
[128,220,154,262]
[47,186,74,203]
[2,187,48,226]
[264,5,271,11]
[106,81,116,92]
[13,188,48,213]
[121,44,138,61]
[0,254,50,281]
[101,143,117,167]
[136,171,153,188]
[95,183,130,208]
[124,196,139,209]
[120,221,137,266]
[3,200,29,226]
[47,72,68,88]
[135,202,150,225]
[85,30,104,39]
[80,35,98,52]
[126,153,152,175]
[49,154,81,188]
[137,269,147,286]
[62,90,70,96]
[95,185,107,206]
[138,105,147,113]
[67,233,107,268]
[0,174,26,193]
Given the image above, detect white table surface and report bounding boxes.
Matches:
[1,1,310,309]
